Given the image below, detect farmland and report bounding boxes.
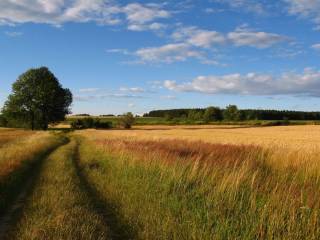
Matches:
[1,125,320,239]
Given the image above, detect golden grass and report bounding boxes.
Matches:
[0,129,34,147]
[82,125,320,151]
[0,132,59,179]
[74,125,320,239]
[7,140,109,240]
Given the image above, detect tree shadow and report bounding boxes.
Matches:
[73,144,137,240]
[0,139,69,239]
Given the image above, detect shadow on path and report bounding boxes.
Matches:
[0,138,69,239]
[73,143,136,240]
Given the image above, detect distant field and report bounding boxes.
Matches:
[66,116,320,127]
[81,125,320,150]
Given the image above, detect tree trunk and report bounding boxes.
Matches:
[31,112,35,131]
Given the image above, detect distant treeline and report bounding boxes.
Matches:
[144,106,320,121]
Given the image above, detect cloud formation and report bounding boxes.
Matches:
[0,1,170,30]
[312,43,320,50]
[212,0,267,15]
[133,25,288,64]
[135,43,203,64]
[164,68,320,97]
[284,0,320,30]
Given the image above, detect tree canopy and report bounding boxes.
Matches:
[2,67,72,130]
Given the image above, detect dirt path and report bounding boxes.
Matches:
[73,142,135,240]
[0,140,68,239]
[0,136,135,239]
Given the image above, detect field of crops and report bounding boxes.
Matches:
[1,125,320,239]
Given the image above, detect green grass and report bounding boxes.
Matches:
[6,139,109,240]
[76,136,320,240]
[0,132,65,216]
[66,116,320,127]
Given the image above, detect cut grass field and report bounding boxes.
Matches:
[1,125,320,239]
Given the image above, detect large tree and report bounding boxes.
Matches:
[2,67,72,130]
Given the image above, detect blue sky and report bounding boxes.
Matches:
[1,0,320,115]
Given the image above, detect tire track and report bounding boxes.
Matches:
[0,139,68,239]
[72,140,136,240]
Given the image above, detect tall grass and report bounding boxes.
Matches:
[0,129,34,147]
[77,135,320,239]
[0,132,64,215]
[7,140,109,240]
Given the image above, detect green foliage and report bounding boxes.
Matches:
[118,112,135,129]
[188,109,204,121]
[0,115,8,127]
[146,107,320,121]
[71,118,112,129]
[203,106,223,122]
[223,105,241,121]
[2,67,72,130]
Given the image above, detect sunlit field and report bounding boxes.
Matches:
[0,129,35,147]
[83,124,320,150]
[74,125,320,239]
[1,125,320,239]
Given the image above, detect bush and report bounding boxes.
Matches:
[71,118,112,129]
[118,112,135,129]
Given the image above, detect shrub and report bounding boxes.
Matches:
[119,112,135,129]
[71,118,112,129]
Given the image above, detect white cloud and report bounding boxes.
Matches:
[0,1,170,31]
[135,43,203,64]
[172,27,225,48]
[128,103,135,107]
[74,92,144,101]
[284,0,320,30]
[106,48,130,55]
[78,88,100,93]
[311,43,320,50]
[227,26,288,48]
[131,25,288,64]
[120,87,145,93]
[161,95,177,100]
[123,3,170,24]
[164,68,320,97]
[128,22,167,32]
[212,0,266,15]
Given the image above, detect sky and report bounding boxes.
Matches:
[0,0,320,115]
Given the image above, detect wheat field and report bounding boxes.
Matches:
[2,126,320,239]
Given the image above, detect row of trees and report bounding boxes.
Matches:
[145,106,320,121]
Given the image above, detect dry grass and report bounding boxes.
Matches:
[0,132,63,214]
[75,125,320,239]
[0,129,34,147]
[0,132,59,179]
[8,140,109,240]
[83,125,320,150]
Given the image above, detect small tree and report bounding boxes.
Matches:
[119,112,135,129]
[188,109,203,121]
[223,105,240,121]
[2,67,72,130]
[203,106,222,123]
